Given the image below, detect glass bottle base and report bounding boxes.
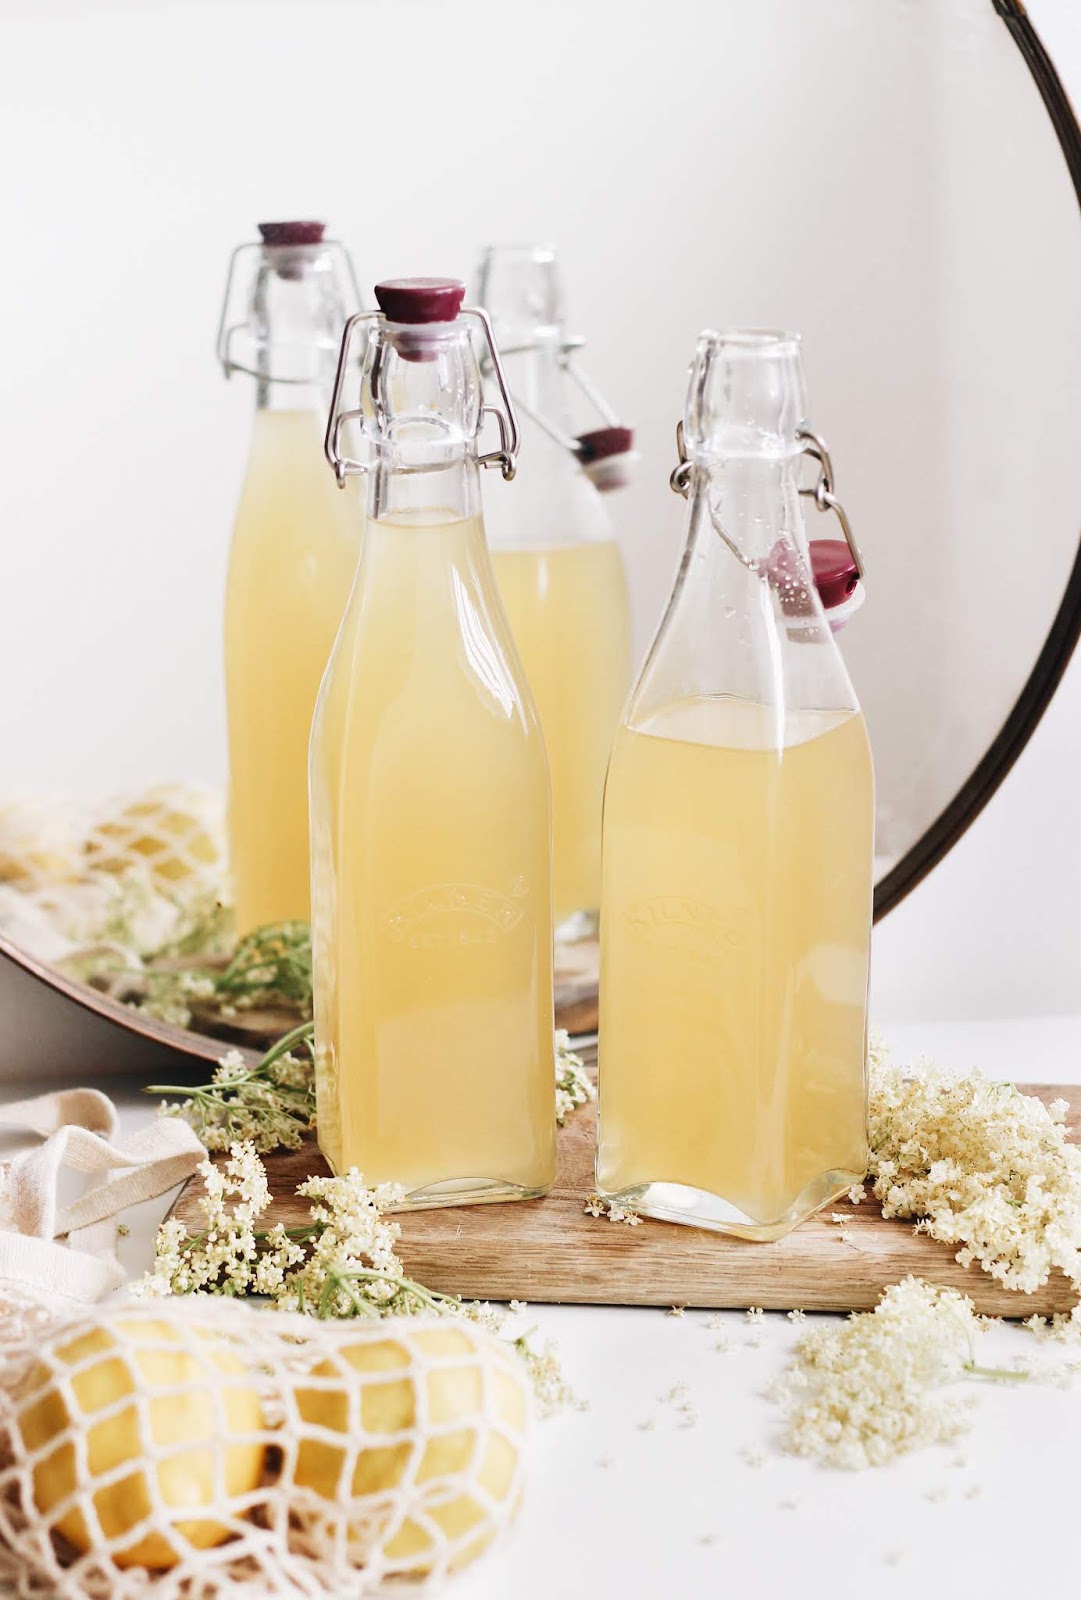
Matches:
[387,1175,552,1213]
[595,1170,864,1242]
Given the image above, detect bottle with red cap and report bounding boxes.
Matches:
[595,329,873,1240]
[474,245,634,943]
[217,222,362,935]
[311,277,556,1204]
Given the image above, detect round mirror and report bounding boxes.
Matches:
[1,0,1078,1071]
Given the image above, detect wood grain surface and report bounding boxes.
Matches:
[169,1060,1079,1319]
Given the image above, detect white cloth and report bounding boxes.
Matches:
[0,1088,205,1319]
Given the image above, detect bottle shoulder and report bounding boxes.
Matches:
[316,513,544,735]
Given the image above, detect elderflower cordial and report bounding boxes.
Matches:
[151,1025,593,1155]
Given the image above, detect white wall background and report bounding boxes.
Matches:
[0,0,1079,1022]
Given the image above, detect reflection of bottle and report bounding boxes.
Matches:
[312,279,556,1205]
[476,246,632,941]
[596,331,874,1240]
[219,222,361,935]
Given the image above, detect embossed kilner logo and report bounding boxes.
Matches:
[385,881,527,948]
[622,895,745,957]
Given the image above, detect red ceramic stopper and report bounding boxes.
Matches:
[577,425,635,463]
[374,278,466,325]
[257,221,326,246]
[766,538,859,613]
[809,539,860,610]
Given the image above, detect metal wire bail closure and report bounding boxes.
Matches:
[323,307,520,488]
[324,310,379,487]
[216,244,257,377]
[216,243,274,379]
[669,419,865,586]
[479,333,633,485]
[796,426,865,580]
[669,421,694,498]
[467,306,520,482]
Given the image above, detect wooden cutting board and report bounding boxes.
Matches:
[169,1060,1079,1320]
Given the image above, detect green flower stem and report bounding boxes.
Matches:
[963,1361,1030,1383]
[260,1019,316,1064]
[319,1265,459,1320]
[145,1020,316,1104]
[171,1223,322,1258]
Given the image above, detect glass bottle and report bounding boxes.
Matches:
[595,330,873,1241]
[311,278,557,1205]
[218,221,362,935]
[475,245,633,942]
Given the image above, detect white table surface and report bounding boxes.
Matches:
[4,1012,1080,1600]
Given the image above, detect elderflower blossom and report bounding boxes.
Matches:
[140,1141,576,1412]
[279,1168,407,1319]
[584,1191,641,1225]
[138,1140,272,1298]
[150,1024,319,1153]
[775,1276,1006,1469]
[555,1029,596,1125]
[452,1298,581,1415]
[867,1038,1081,1320]
[508,1332,580,1416]
[139,970,217,1029]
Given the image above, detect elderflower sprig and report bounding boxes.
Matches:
[139,1141,576,1413]
[867,1037,1081,1323]
[211,920,314,1016]
[775,1276,1027,1469]
[554,1029,595,1125]
[70,915,312,1033]
[147,1021,317,1153]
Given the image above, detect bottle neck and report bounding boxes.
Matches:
[627,448,857,734]
[626,327,860,729]
[225,242,349,400]
[359,320,484,524]
[368,455,481,525]
[690,456,806,567]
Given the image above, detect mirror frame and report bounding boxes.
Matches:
[873,0,1081,916]
[0,0,1078,1069]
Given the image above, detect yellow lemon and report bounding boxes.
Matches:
[83,785,224,895]
[294,1322,529,1575]
[15,1313,265,1570]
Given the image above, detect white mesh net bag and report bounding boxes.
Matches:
[0,1297,533,1598]
[0,785,228,967]
[81,786,226,904]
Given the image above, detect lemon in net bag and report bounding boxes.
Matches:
[290,1320,529,1578]
[0,800,83,893]
[14,1312,265,1571]
[0,1296,533,1597]
[82,785,226,901]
